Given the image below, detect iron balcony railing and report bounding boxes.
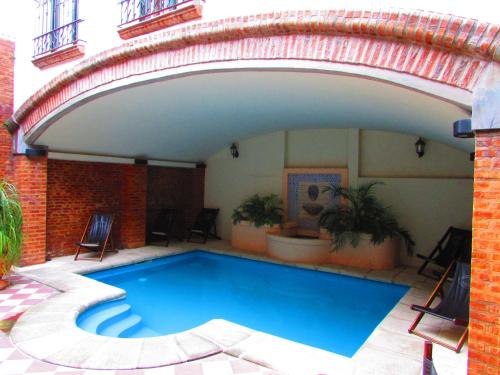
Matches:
[33,18,83,57]
[120,0,195,26]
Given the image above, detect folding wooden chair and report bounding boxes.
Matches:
[187,208,220,244]
[74,213,115,262]
[417,227,471,279]
[422,341,439,375]
[408,260,470,352]
[150,208,176,247]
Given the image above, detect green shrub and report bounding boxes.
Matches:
[232,194,283,228]
[319,182,414,253]
[0,181,23,274]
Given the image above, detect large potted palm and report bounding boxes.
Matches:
[231,194,283,253]
[0,181,23,290]
[319,182,414,270]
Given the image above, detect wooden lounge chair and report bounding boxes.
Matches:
[74,213,115,262]
[408,259,470,352]
[187,208,220,244]
[417,227,471,279]
[150,208,176,247]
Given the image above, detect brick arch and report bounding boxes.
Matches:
[10,9,500,140]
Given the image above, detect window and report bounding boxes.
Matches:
[33,0,83,57]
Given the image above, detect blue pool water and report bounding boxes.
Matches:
[78,251,408,357]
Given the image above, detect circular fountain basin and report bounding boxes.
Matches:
[266,233,331,264]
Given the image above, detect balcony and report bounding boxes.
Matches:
[32,19,85,69]
[118,0,203,40]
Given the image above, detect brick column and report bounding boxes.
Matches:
[1,37,47,266]
[469,130,500,374]
[12,155,48,266]
[120,164,147,248]
[0,38,14,179]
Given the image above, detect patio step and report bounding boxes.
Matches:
[78,302,132,334]
[100,314,143,338]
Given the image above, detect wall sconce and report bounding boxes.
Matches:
[25,147,48,158]
[415,137,426,158]
[230,143,239,159]
[453,119,473,138]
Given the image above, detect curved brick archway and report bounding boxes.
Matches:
[9,9,500,142]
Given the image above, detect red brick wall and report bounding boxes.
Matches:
[47,161,205,256]
[146,165,205,240]
[46,160,124,258]
[0,38,14,179]
[46,160,150,257]
[469,130,500,374]
[12,155,47,265]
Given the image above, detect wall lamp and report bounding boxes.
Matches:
[453,119,473,138]
[415,137,426,158]
[230,143,239,159]
[25,147,48,158]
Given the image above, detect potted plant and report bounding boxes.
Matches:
[319,182,414,270]
[231,194,283,253]
[0,181,23,290]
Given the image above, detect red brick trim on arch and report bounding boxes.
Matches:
[12,9,500,138]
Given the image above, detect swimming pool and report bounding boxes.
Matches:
[77,251,408,357]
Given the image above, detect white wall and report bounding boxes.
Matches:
[205,131,285,241]
[204,129,473,267]
[360,130,473,177]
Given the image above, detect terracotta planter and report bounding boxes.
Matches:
[319,228,332,240]
[231,221,280,253]
[330,235,401,270]
[266,233,331,264]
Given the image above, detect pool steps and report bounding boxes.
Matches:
[78,300,160,338]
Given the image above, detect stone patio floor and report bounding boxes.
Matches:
[2,241,469,375]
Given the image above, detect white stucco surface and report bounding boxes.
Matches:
[204,129,473,267]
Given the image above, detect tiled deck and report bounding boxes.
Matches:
[4,241,468,375]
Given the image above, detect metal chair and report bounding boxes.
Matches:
[150,208,176,247]
[186,208,220,244]
[417,227,471,279]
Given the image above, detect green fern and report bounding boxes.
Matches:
[319,182,414,253]
[0,181,23,275]
[232,194,283,228]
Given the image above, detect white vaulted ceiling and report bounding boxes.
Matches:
[34,70,473,162]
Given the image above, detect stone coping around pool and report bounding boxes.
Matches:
[13,244,468,374]
[12,248,354,373]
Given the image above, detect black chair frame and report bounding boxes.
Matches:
[74,213,116,262]
[187,208,221,244]
[417,226,471,279]
[409,260,470,352]
[150,208,176,247]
